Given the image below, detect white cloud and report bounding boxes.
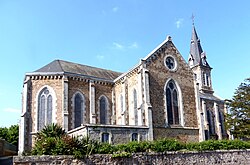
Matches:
[3,108,20,113]
[175,18,184,29]
[129,42,138,49]
[112,41,139,50]
[113,42,124,49]
[112,7,119,12]
[96,55,104,60]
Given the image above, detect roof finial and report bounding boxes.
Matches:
[191,13,195,25]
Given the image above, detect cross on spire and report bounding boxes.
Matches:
[191,14,195,25]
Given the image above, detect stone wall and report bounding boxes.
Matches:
[14,150,250,165]
[0,139,17,156]
[153,127,199,142]
[68,124,148,144]
[146,41,197,128]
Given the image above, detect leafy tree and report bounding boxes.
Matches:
[0,124,19,147]
[225,78,250,140]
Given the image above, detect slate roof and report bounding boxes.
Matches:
[33,60,122,81]
[189,25,210,67]
[199,93,224,102]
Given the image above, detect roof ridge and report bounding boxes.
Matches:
[56,60,65,72]
[59,59,122,74]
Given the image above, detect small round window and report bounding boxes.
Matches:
[165,56,176,70]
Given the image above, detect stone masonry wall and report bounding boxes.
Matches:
[30,78,63,132]
[29,77,63,150]
[94,83,113,124]
[14,150,250,165]
[153,127,199,142]
[145,41,198,141]
[146,41,197,128]
[68,78,90,130]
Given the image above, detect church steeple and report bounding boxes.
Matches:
[188,25,210,68]
[188,24,214,94]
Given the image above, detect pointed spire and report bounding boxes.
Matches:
[189,25,210,68]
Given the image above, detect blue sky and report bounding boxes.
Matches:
[0,0,250,127]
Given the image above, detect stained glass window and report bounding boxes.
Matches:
[132,133,138,141]
[74,93,83,128]
[165,57,175,70]
[101,133,109,143]
[133,90,138,125]
[207,110,215,135]
[100,96,107,124]
[120,95,123,114]
[166,80,179,125]
[38,88,53,131]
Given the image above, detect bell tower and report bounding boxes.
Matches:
[188,24,214,94]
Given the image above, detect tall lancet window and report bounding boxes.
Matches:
[166,80,180,125]
[219,111,225,134]
[38,87,53,131]
[120,95,124,114]
[100,96,108,124]
[133,89,138,125]
[207,110,216,135]
[74,93,84,128]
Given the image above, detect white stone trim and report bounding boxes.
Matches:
[137,69,143,126]
[71,91,86,129]
[163,78,184,127]
[164,54,178,72]
[214,102,222,140]
[34,85,57,132]
[89,81,96,124]
[62,76,69,131]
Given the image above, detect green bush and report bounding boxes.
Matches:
[186,140,250,151]
[31,124,250,157]
[150,138,184,152]
[97,143,115,154]
[114,141,151,153]
[31,124,101,158]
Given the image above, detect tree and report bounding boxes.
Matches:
[0,124,19,147]
[225,78,250,140]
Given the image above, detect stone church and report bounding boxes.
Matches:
[19,25,228,153]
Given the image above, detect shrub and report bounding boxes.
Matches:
[97,143,115,154]
[186,140,250,151]
[115,141,151,153]
[31,124,250,157]
[31,124,101,158]
[150,138,184,152]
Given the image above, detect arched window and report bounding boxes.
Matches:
[120,95,124,114]
[131,133,138,141]
[74,93,84,128]
[38,87,53,131]
[133,89,138,125]
[219,111,225,134]
[202,72,206,86]
[206,74,210,86]
[207,110,215,135]
[100,96,108,124]
[166,80,179,125]
[101,133,109,143]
